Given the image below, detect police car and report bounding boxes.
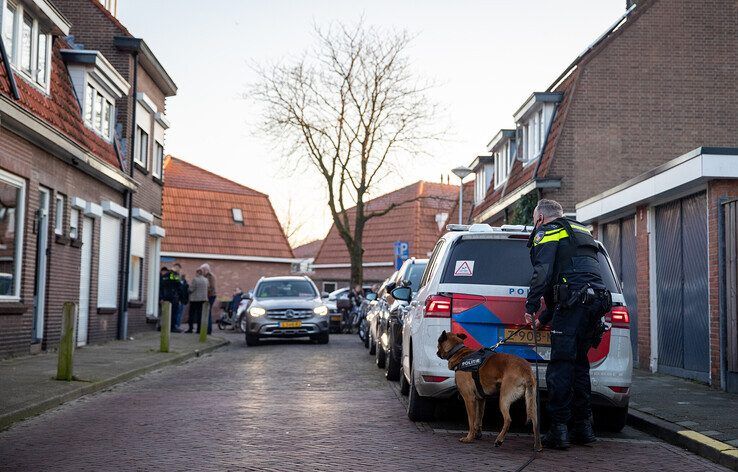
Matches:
[399,223,632,430]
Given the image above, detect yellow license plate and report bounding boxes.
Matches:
[504,328,551,346]
[280,321,302,328]
[330,315,342,322]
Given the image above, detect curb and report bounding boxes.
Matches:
[0,338,230,431]
[628,409,738,471]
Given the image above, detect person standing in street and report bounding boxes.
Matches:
[187,268,209,334]
[200,263,216,335]
[523,199,611,450]
[172,263,187,332]
[159,266,181,332]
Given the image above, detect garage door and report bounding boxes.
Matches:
[655,192,709,382]
[602,215,638,363]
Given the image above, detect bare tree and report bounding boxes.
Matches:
[252,21,440,285]
[280,198,308,248]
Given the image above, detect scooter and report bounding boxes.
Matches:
[218,292,252,331]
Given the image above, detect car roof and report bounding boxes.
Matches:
[257,276,312,283]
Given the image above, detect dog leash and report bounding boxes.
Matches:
[514,319,541,472]
[488,324,530,351]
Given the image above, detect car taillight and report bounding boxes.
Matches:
[607,306,630,329]
[608,386,630,393]
[422,375,449,383]
[425,294,451,318]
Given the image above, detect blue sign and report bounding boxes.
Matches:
[394,241,410,270]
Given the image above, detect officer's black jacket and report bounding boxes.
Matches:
[526,218,606,326]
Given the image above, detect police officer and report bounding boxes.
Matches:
[523,199,607,449]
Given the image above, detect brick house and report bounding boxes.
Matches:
[470,0,738,226]
[311,181,459,292]
[161,157,296,301]
[577,148,738,393]
[54,0,177,334]
[0,0,144,356]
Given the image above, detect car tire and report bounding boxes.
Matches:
[317,332,330,344]
[400,366,410,396]
[385,331,401,381]
[237,314,247,333]
[362,324,370,349]
[217,319,226,330]
[407,368,434,422]
[245,333,260,346]
[595,405,628,432]
[376,341,386,368]
[368,330,376,355]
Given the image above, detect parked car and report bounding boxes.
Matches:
[398,223,632,431]
[374,258,428,381]
[243,276,330,346]
[366,273,397,355]
[325,286,374,333]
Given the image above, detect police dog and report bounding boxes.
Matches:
[437,331,541,451]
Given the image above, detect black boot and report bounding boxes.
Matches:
[542,423,570,450]
[570,419,597,445]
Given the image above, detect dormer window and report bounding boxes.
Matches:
[61,49,130,143]
[485,130,516,191]
[1,2,54,91]
[513,92,563,166]
[232,208,244,224]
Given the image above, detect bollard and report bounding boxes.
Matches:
[199,301,209,343]
[160,301,171,353]
[56,302,77,381]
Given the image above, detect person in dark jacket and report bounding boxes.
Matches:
[172,263,187,332]
[523,199,607,450]
[159,266,181,332]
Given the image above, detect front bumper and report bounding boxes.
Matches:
[248,318,329,338]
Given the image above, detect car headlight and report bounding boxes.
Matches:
[249,307,266,317]
[313,305,328,316]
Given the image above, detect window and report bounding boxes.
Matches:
[153,142,163,178]
[537,109,544,154]
[1,3,51,89]
[54,194,65,236]
[441,238,532,286]
[135,126,149,168]
[232,208,243,224]
[0,170,25,299]
[420,239,446,289]
[97,214,121,308]
[69,208,79,240]
[129,220,146,301]
[322,282,337,293]
[83,83,114,141]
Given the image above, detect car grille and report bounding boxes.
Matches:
[267,309,314,320]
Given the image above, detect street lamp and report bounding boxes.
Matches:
[451,166,473,225]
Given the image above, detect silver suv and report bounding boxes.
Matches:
[244,276,330,346]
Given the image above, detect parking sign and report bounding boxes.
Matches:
[394,241,410,269]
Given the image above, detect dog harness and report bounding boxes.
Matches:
[451,348,497,398]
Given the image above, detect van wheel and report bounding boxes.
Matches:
[595,406,628,432]
[399,366,410,395]
[376,341,386,368]
[245,333,260,346]
[407,369,434,422]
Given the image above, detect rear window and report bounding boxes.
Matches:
[441,238,532,286]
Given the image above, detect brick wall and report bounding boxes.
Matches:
[635,205,651,369]
[0,129,124,357]
[546,0,738,213]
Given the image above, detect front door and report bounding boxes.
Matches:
[32,188,50,344]
[77,217,93,346]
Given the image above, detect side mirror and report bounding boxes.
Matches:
[365,292,377,301]
[321,291,329,298]
[391,286,412,302]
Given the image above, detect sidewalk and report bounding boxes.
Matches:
[0,331,229,430]
[629,368,738,470]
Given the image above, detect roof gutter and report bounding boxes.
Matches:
[114,36,177,97]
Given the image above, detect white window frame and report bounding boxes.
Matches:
[322,281,337,293]
[128,219,146,301]
[54,193,64,236]
[0,169,26,301]
[83,80,115,141]
[134,125,149,169]
[69,207,79,240]
[0,1,52,93]
[153,140,163,179]
[128,255,142,301]
[97,213,121,309]
[232,208,243,224]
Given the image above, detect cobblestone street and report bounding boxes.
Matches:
[0,333,728,471]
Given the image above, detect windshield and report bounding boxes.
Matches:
[404,263,427,292]
[255,279,317,299]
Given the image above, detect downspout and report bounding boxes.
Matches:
[0,30,20,100]
[117,51,139,340]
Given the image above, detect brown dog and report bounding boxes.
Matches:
[437,330,542,451]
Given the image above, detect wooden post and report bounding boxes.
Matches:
[160,301,171,353]
[56,302,77,381]
[199,301,209,343]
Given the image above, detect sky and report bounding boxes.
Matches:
[117,0,626,246]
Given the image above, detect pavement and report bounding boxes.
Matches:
[0,330,229,430]
[627,369,738,469]
[0,332,727,471]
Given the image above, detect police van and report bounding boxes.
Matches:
[400,223,632,430]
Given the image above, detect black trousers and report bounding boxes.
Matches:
[546,303,593,425]
[188,301,205,333]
